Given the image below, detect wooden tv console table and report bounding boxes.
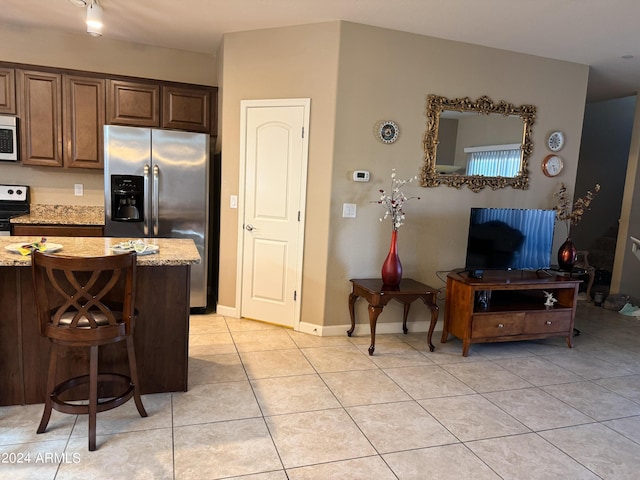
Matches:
[443,271,581,356]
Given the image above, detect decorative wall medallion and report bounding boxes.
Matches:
[376,121,399,144]
[547,130,565,152]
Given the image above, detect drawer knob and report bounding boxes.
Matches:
[497,323,504,328]
[545,321,552,325]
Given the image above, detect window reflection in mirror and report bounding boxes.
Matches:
[421,95,536,192]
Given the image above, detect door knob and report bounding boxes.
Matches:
[245,224,254,231]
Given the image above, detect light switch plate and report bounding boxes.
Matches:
[342,203,356,218]
[230,195,238,209]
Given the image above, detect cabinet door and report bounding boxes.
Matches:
[162,86,213,133]
[64,76,105,169]
[0,68,16,114]
[107,79,160,127]
[17,70,63,167]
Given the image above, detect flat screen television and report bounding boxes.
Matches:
[464,208,556,277]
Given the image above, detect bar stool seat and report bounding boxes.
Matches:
[32,250,147,451]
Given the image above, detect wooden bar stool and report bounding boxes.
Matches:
[31,251,147,451]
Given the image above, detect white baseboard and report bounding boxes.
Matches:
[297,320,433,337]
[215,304,239,318]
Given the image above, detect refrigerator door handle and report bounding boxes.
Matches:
[143,164,150,236]
[153,164,159,236]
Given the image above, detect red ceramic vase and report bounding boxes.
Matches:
[558,237,577,271]
[381,229,403,286]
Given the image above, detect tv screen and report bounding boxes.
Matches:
[464,208,556,273]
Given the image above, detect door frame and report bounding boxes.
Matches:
[235,98,310,330]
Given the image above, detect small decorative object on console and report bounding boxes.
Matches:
[554,182,600,270]
[543,290,558,308]
[373,169,420,285]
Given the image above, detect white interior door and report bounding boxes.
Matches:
[239,99,310,328]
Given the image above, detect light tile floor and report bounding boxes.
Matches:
[2,303,640,479]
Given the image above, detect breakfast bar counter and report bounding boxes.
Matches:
[0,236,200,406]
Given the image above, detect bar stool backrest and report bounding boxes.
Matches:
[31,251,137,346]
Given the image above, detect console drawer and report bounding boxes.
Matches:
[472,312,525,338]
[524,311,572,334]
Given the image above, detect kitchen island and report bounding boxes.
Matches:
[0,236,200,406]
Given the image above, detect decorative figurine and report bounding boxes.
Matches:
[543,291,558,308]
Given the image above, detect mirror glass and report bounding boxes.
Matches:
[421,94,536,192]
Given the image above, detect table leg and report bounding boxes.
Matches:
[422,299,439,352]
[347,292,358,337]
[367,304,383,355]
[402,303,411,334]
[565,334,573,349]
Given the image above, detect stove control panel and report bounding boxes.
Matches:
[0,185,29,202]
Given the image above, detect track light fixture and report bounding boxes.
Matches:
[86,0,104,37]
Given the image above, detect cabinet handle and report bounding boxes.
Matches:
[545,321,552,325]
[497,323,504,328]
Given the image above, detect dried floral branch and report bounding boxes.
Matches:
[554,182,601,232]
[373,169,421,231]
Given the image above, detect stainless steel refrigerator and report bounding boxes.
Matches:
[104,125,210,309]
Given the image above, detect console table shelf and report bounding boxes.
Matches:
[443,271,581,356]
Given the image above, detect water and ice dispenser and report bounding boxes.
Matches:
[111,175,144,222]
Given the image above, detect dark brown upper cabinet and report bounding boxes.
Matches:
[0,68,16,115]
[162,86,214,134]
[18,70,63,167]
[64,76,105,169]
[107,79,160,127]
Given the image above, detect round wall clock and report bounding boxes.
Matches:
[376,121,399,144]
[542,154,564,177]
[547,130,565,152]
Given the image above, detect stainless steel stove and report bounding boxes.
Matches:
[0,185,30,236]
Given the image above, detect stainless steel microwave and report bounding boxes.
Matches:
[0,116,18,162]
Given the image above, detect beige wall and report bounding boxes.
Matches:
[217,21,590,331]
[0,23,217,205]
[217,23,341,321]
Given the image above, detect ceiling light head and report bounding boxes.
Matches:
[86,0,103,37]
[68,0,87,6]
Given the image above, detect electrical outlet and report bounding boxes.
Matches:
[230,195,238,209]
[74,184,84,196]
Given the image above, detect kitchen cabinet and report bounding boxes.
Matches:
[12,224,104,237]
[107,80,217,134]
[0,68,16,114]
[107,79,160,127]
[64,75,105,169]
[17,70,63,167]
[5,61,218,169]
[18,70,105,169]
[162,85,216,134]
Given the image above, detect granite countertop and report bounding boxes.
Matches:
[0,237,200,267]
[11,205,105,226]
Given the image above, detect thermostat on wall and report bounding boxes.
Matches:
[353,170,370,182]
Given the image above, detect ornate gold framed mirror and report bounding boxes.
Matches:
[421,94,536,192]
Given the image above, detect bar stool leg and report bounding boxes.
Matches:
[89,345,98,451]
[37,343,59,435]
[126,336,147,418]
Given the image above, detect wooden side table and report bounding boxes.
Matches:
[347,278,439,355]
